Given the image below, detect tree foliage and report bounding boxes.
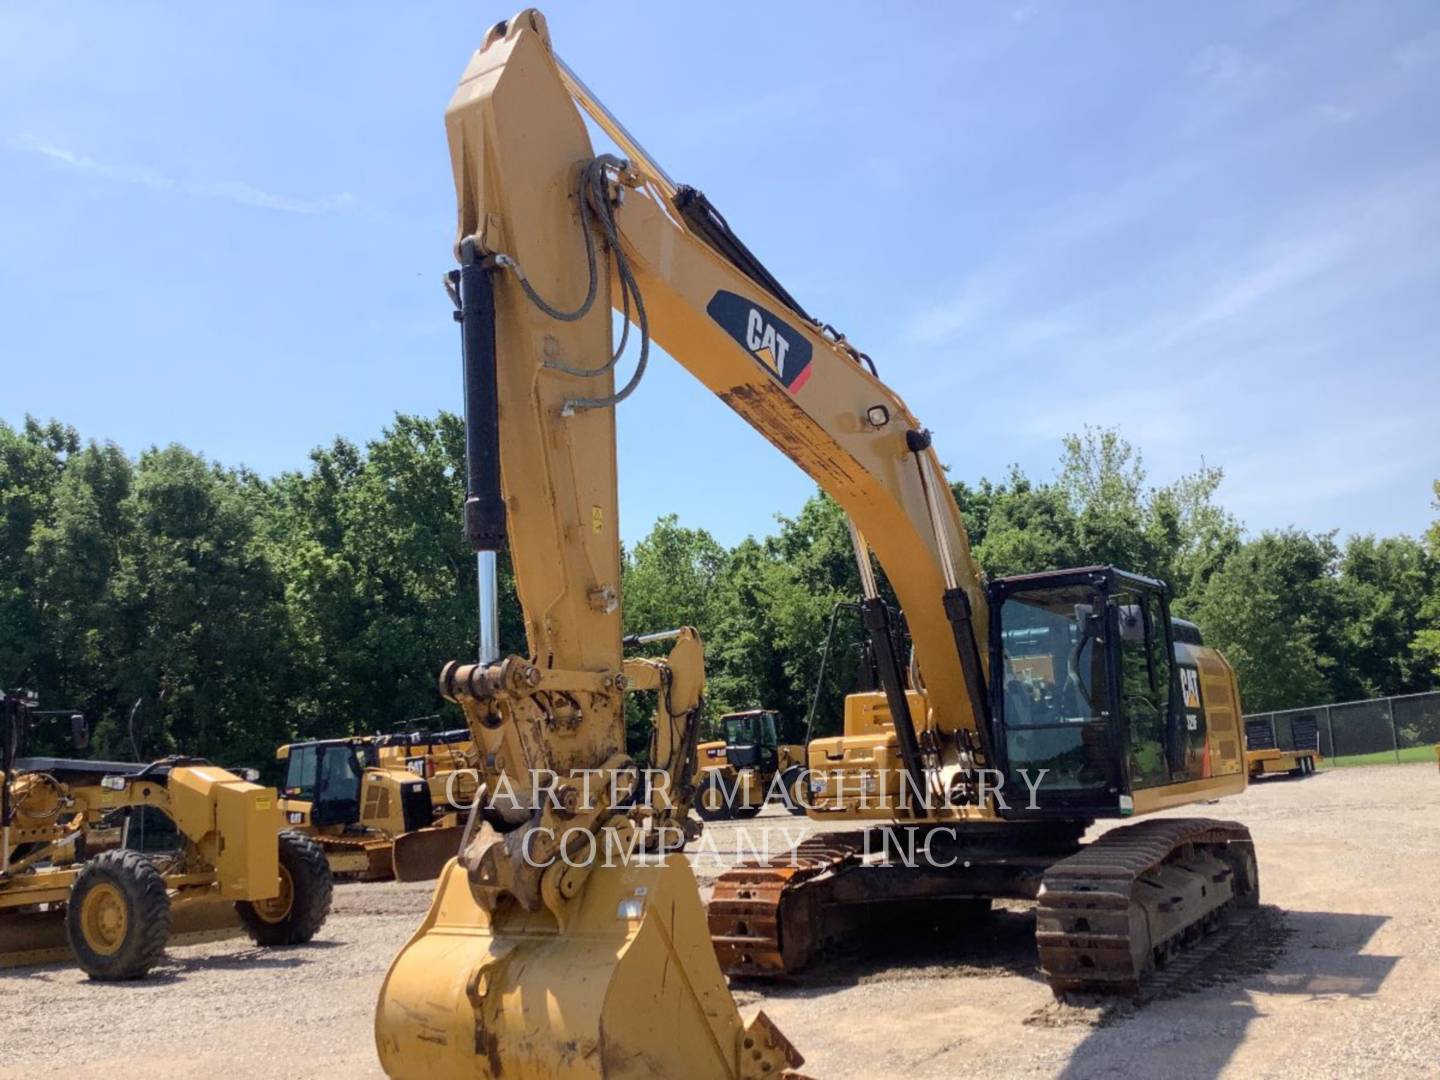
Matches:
[2,413,1436,772]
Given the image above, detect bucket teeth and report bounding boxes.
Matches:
[739,1010,805,1079]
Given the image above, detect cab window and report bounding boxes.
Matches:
[283,745,318,800]
[318,745,364,803]
[996,585,1112,796]
[724,716,752,746]
[1114,590,1172,787]
[759,712,779,748]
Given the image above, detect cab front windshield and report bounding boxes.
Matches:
[283,745,319,801]
[725,712,777,748]
[282,742,378,802]
[998,585,1112,796]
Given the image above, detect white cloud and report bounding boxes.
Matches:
[11,135,355,215]
[1189,43,1250,86]
[1171,230,1352,338]
[1218,403,1435,528]
[1393,27,1440,71]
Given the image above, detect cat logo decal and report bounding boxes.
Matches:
[706,290,814,392]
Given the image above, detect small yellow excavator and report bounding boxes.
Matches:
[1,689,331,978]
[275,729,475,881]
[374,10,1258,1076]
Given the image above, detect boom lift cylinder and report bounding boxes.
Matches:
[457,243,506,664]
[458,244,507,556]
[859,597,927,813]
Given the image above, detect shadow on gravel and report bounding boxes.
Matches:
[1249,770,1331,784]
[1047,907,1395,1080]
[0,939,344,986]
[124,941,343,984]
[732,900,1043,998]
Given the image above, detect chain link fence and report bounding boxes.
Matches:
[1244,690,1440,766]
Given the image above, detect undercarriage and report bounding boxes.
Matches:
[709,817,1258,998]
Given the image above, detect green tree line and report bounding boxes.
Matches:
[3,416,1436,772]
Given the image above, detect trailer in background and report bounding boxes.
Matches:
[1244,712,1322,777]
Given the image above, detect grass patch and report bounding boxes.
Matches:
[1324,745,1438,767]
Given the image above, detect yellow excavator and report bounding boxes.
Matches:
[624,625,711,852]
[374,10,1258,1076]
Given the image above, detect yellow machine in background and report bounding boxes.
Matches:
[1,689,331,978]
[376,725,481,809]
[1243,711,1322,777]
[276,729,475,882]
[375,9,1261,1076]
[695,709,807,819]
[625,626,710,851]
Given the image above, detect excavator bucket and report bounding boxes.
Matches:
[375,856,804,1079]
[390,825,466,883]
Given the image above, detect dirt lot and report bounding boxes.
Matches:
[4,764,1439,1079]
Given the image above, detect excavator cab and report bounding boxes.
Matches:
[987,565,1181,817]
[722,709,780,772]
[281,740,378,828]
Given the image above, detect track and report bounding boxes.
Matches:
[1035,817,1258,997]
[709,816,1259,999]
[707,832,862,976]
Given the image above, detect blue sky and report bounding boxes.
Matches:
[3,2,1437,547]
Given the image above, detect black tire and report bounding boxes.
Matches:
[694,772,735,822]
[779,766,808,816]
[732,806,761,820]
[236,831,333,947]
[66,849,171,980]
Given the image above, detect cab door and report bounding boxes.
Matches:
[757,711,781,774]
[989,575,1127,817]
[312,745,365,827]
[1109,585,1188,789]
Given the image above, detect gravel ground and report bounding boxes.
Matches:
[4,763,1438,1079]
